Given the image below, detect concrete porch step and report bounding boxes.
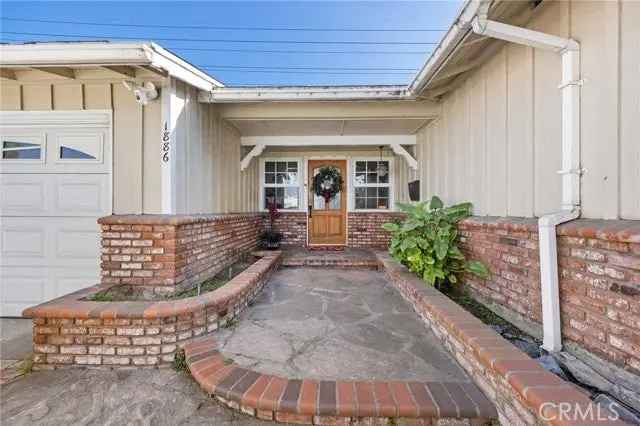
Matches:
[184,337,498,425]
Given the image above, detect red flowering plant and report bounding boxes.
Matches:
[260,200,283,249]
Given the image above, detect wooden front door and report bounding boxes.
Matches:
[308,160,347,246]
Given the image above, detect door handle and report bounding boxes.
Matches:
[308,205,312,218]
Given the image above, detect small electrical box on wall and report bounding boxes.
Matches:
[408,180,420,201]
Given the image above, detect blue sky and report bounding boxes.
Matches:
[0,1,463,86]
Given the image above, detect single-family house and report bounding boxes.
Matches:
[1,0,638,411]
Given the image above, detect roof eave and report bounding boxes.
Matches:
[0,41,224,91]
[407,0,481,96]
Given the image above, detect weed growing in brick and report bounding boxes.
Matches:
[383,196,489,288]
[173,348,188,372]
[88,259,253,302]
[18,355,34,376]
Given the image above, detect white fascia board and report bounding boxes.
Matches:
[407,0,482,96]
[0,42,153,67]
[0,41,223,91]
[146,43,224,91]
[199,86,408,103]
[241,135,416,146]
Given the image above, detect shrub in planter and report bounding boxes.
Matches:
[382,196,489,289]
[260,201,283,250]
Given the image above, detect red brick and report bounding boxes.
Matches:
[298,379,318,415]
[259,376,288,412]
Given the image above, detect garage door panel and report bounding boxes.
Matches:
[1,225,46,259]
[54,174,109,216]
[0,272,47,317]
[1,217,100,267]
[1,174,109,217]
[55,227,101,261]
[0,175,49,215]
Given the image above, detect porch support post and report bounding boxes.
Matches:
[240,144,265,171]
[390,143,418,170]
[160,78,178,214]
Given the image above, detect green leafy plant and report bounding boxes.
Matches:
[382,196,489,288]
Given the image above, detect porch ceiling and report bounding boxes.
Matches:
[228,117,432,137]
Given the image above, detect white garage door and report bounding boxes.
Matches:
[0,111,112,317]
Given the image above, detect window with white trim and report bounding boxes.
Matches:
[1,138,43,161]
[56,134,103,162]
[353,160,391,210]
[263,160,301,210]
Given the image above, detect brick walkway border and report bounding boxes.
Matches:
[376,252,626,426]
[184,336,497,425]
[22,252,281,369]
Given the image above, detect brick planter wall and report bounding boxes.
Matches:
[99,213,264,295]
[23,252,281,369]
[458,217,640,376]
[378,252,622,426]
[270,212,307,246]
[347,212,406,248]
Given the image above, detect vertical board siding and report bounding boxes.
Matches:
[143,98,162,214]
[573,0,620,219]
[22,84,52,110]
[0,85,21,110]
[485,50,508,217]
[52,84,83,110]
[174,81,188,213]
[506,43,534,217]
[531,0,566,217]
[112,83,143,214]
[171,97,255,215]
[83,83,112,109]
[619,1,640,219]
[415,0,638,220]
[468,71,487,215]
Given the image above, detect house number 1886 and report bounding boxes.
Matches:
[161,122,170,162]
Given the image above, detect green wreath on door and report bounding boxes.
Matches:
[313,166,344,203]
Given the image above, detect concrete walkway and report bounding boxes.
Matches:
[1,368,273,425]
[1,267,482,425]
[1,318,33,384]
[217,267,470,382]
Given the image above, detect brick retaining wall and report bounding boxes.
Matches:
[458,217,640,376]
[274,211,405,248]
[378,252,623,425]
[23,252,281,369]
[347,212,406,248]
[271,212,307,246]
[99,213,264,295]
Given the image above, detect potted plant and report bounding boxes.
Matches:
[260,201,283,250]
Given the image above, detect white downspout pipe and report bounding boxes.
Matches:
[471,2,582,352]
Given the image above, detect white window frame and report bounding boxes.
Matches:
[259,158,304,212]
[0,133,46,163]
[350,157,394,212]
[54,133,104,164]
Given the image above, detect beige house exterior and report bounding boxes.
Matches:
[0,0,638,335]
